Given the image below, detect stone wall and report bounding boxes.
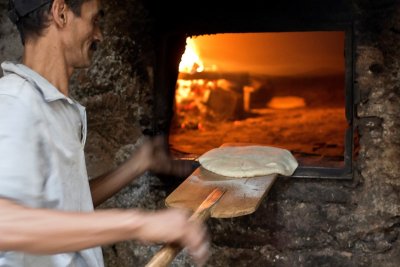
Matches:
[203,2,400,266]
[0,1,22,63]
[0,0,399,266]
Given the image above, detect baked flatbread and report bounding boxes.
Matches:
[198,145,298,178]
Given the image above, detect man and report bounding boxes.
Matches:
[0,0,209,266]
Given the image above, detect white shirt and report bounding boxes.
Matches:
[0,62,104,267]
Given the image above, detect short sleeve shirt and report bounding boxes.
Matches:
[0,62,104,267]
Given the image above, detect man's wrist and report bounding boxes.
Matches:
[115,209,146,240]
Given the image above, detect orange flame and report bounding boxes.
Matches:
[179,37,204,74]
[175,37,218,131]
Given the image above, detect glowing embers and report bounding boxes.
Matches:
[175,79,213,130]
[174,77,240,130]
[267,96,306,109]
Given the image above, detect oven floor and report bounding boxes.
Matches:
[169,107,347,167]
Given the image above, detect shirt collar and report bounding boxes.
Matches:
[1,61,75,104]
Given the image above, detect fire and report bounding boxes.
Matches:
[179,37,204,73]
[175,37,221,131]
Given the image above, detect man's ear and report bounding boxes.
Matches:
[51,0,68,28]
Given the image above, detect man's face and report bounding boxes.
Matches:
[64,0,103,69]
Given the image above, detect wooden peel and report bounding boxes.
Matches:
[145,188,225,267]
[146,143,280,266]
[165,167,277,218]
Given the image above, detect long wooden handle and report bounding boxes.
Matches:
[145,188,225,267]
[145,243,182,267]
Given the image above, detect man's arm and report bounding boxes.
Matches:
[90,136,192,207]
[0,198,209,265]
[89,145,149,207]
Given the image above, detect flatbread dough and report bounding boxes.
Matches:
[198,145,298,178]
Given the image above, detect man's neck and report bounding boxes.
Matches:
[22,37,73,97]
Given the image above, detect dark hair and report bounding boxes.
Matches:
[9,0,89,44]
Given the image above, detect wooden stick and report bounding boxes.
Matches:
[145,188,225,267]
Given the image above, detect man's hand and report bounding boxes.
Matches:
[90,135,194,207]
[134,208,210,266]
[137,136,193,178]
[0,199,210,265]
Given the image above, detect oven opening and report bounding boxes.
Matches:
[169,31,354,179]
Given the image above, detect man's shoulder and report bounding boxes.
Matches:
[0,72,41,102]
[0,74,42,124]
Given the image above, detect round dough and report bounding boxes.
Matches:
[198,145,298,178]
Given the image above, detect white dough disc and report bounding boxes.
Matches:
[198,145,298,178]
